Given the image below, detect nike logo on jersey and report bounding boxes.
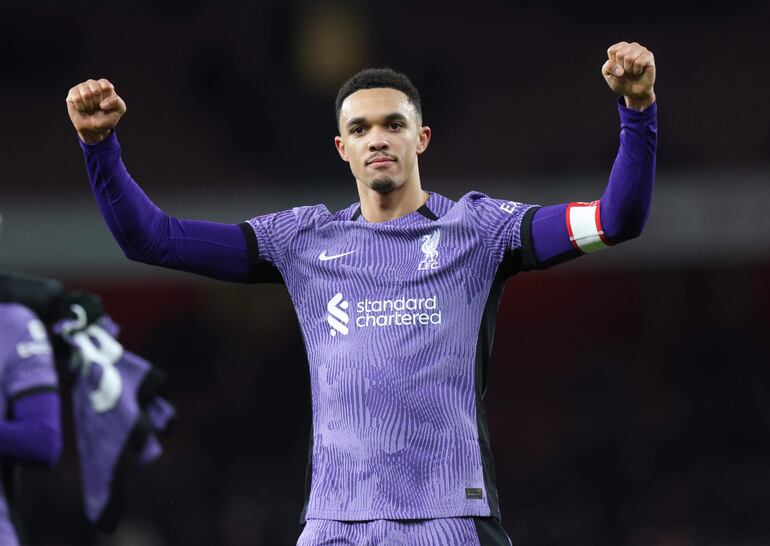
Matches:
[319,250,356,261]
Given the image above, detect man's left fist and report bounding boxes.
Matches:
[602,41,656,110]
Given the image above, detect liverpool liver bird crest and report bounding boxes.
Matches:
[418,229,441,270]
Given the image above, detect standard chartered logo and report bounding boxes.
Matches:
[327,293,350,337]
[326,293,442,337]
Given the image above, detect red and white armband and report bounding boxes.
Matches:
[566,201,611,253]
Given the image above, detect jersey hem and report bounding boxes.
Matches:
[303,505,493,521]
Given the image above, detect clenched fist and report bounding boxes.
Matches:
[66,79,126,144]
[602,42,656,111]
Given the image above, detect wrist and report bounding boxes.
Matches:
[78,129,112,145]
[624,91,656,112]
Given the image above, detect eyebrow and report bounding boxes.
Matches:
[346,112,410,131]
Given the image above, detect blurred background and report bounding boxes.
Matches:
[2,0,769,544]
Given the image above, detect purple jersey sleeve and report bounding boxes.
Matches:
[531,99,657,267]
[245,205,329,274]
[80,132,252,282]
[0,392,62,468]
[0,305,61,468]
[463,193,540,268]
[245,209,302,269]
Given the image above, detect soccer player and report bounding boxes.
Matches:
[66,41,656,545]
[0,250,63,546]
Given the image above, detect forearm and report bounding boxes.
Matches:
[80,133,251,282]
[600,99,657,241]
[81,131,168,260]
[0,392,61,468]
[531,99,657,266]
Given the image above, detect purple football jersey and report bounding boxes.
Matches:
[246,192,538,521]
[0,304,58,545]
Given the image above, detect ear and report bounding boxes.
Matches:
[416,126,431,155]
[334,136,349,162]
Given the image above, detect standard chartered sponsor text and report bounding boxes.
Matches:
[355,295,442,328]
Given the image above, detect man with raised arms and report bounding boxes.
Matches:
[67,41,656,545]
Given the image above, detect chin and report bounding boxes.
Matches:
[369,178,396,193]
[369,177,398,194]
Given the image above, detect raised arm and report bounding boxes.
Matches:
[66,79,256,282]
[531,41,657,267]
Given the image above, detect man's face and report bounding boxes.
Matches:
[335,88,430,193]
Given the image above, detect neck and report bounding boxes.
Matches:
[356,173,428,223]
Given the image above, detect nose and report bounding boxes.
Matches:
[367,127,389,151]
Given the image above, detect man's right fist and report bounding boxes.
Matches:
[66,79,126,144]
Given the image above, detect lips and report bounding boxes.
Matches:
[366,155,396,165]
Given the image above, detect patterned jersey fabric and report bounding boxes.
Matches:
[246,192,538,521]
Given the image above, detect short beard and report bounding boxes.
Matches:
[369,177,396,193]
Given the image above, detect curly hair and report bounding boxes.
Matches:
[335,68,422,125]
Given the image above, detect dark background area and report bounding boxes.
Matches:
[1,0,769,190]
[1,1,769,545]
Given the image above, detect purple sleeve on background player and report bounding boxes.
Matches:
[0,392,61,468]
[531,99,657,267]
[0,304,61,467]
[80,132,250,282]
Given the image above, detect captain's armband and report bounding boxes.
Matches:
[566,201,611,254]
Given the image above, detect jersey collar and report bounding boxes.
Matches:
[351,193,439,223]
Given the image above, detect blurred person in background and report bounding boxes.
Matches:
[1,225,173,543]
[0,216,63,546]
[66,40,656,545]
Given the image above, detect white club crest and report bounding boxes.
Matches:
[418,229,441,271]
